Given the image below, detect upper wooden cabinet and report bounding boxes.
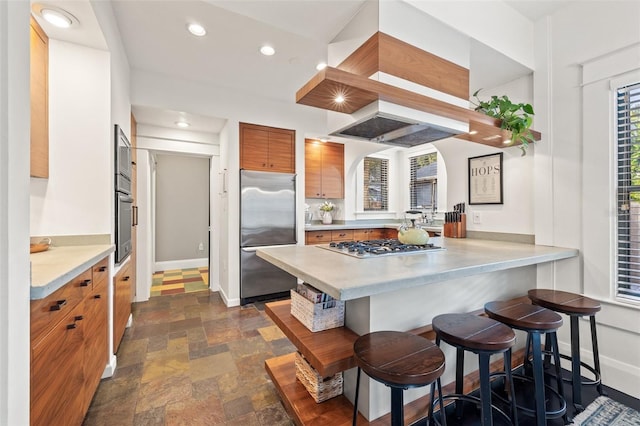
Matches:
[30,16,49,178]
[240,122,295,173]
[305,139,344,199]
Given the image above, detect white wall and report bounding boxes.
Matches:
[534,1,640,398]
[0,2,31,424]
[30,40,111,236]
[154,154,210,263]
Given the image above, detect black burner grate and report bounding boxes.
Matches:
[323,239,444,258]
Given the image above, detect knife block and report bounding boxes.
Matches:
[444,214,466,238]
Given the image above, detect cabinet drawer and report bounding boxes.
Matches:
[31,268,91,343]
[305,231,332,245]
[331,230,353,241]
[92,257,109,289]
[31,302,85,426]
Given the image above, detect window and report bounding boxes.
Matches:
[409,153,437,210]
[363,157,388,211]
[616,81,640,301]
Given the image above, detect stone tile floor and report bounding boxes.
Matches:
[83,291,295,426]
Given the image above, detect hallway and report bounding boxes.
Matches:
[83,291,294,425]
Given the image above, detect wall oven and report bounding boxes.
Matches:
[114,124,133,264]
[116,192,133,263]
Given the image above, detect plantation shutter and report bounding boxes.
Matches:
[409,153,437,209]
[617,81,640,300]
[363,157,388,211]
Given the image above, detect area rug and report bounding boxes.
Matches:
[572,396,640,425]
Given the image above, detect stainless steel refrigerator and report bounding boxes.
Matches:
[240,170,297,305]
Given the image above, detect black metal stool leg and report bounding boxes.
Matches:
[504,349,518,426]
[352,367,361,426]
[437,378,447,426]
[390,387,404,426]
[590,315,605,396]
[478,352,493,426]
[569,315,583,411]
[543,332,552,368]
[455,347,465,419]
[530,332,546,426]
[550,331,568,424]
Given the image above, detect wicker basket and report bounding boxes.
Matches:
[295,352,343,403]
[290,289,345,332]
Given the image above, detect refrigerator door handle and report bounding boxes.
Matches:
[241,244,298,252]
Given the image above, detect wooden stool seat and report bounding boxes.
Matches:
[528,289,604,412]
[432,313,516,352]
[353,331,445,387]
[528,289,601,316]
[432,314,517,426]
[484,300,563,331]
[352,331,446,426]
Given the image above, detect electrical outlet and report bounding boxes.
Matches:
[198,242,204,251]
[473,211,481,224]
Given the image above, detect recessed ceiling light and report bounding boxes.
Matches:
[335,95,345,103]
[260,45,275,56]
[175,121,190,128]
[33,4,77,28]
[187,23,206,37]
[316,62,327,71]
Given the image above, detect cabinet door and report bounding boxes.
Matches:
[353,229,372,241]
[305,140,323,198]
[305,231,332,245]
[269,129,295,173]
[240,124,270,171]
[30,17,48,178]
[331,229,354,242]
[368,229,386,240]
[321,142,344,199]
[113,261,133,353]
[83,273,108,413]
[31,303,85,426]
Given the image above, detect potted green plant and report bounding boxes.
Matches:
[471,89,535,154]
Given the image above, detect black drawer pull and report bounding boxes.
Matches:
[50,300,67,311]
[98,266,107,272]
[123,276,130,281]
[94,294,101,299]
[80,279,91,287]
[74,315,84,321]
[66,323,77,330]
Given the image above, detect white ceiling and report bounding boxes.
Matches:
[31,0,572,137]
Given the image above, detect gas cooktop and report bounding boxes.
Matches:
[319,239,445,258]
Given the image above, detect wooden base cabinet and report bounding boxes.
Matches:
[113,260,133,353]
[30,257,109,426]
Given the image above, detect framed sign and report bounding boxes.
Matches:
[468,153,503,205]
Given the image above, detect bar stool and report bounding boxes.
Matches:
[528,289,604,411]
[352,331,446,426]
[485,300,567,426]
[432,313,518,426]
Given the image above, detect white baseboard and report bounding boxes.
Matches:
[102,354,117,378]
[154,258,208,272]
[219,287,240,307]
[557,341,640,399]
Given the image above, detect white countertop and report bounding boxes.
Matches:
[30,244,115,300]
[257,237,578,301]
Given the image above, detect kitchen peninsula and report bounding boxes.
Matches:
[257,237,578,422]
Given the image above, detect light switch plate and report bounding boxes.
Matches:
[473,211,481,224]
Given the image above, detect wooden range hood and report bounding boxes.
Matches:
[296,32,540,148]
